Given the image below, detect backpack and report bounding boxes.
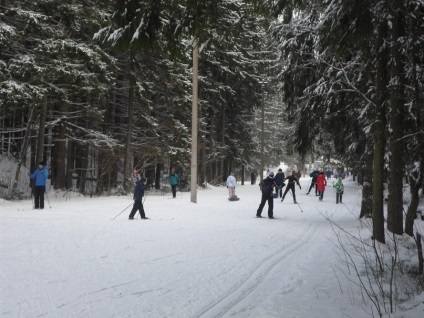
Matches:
[260,179,273,195]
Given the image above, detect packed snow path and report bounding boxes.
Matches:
[1,178,368,317]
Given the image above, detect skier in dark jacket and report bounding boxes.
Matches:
[273,168,285,198]
[281,171,302,204]
[30,161,48,209]
[307,170,319,196]
[257,172,278,219]
[129,174,147,219]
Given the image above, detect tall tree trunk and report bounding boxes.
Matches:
[405,173,422,236]
[360,149,374,220]
[124,56,135,192]
[220,104,225,183]
[52,99,67,190]
[36,95,47,163]
[371,18,388,243]
[387,0,405,235]
[11,106,37,194]
[155,163,161,190]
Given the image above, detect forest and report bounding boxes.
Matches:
[1,1,424,243]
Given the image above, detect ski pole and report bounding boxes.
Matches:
[289,190,303,212]
[111,202,133,220]
[306,178,311,194]
[143,191,148,205]
[45,189,52,209]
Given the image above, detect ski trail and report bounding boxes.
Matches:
[194,221,323,318]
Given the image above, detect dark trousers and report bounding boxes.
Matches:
[336,193,343,204]
[33,186,45,209]
[318,190,325,201]
[282,183,296,202]
[257,194,274,218]
[307,182,317,195]
[129,199,145,218]
[275,184,285,197]
[171,185,177,198]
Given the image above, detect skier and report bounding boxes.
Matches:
[250,171,257,185]
[281,171,301,204]
[30,161,48,209]
[226,172,238,200]
[168,167,179,198]
[333,177,344,204]
[257,172,278,219]
[129,173,148,219]
[316,172,327,201]
[273,168,285,198]
[307,170,319,195]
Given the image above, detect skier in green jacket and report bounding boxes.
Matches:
[168,167,179,198]
[333,177,344,204]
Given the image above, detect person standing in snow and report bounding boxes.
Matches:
[129,173,147,219]
[251,171,257,185]
[30,161,48,209]
[226,172,237,199]
[316,172,327,201]
[281,171,301,204]
[257,172,278,219]
[273,168,285,198]
[307,170,319,196]
[333,177,344,204]
[168,167,179,198]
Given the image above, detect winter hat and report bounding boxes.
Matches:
[269,172,275,178]
[230,172,234,176]
[38,161,44,166]
[278,168,282,172]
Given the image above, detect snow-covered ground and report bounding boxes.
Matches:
[1,177,423,318]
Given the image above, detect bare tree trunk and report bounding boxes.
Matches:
[11,106,37,194]
[53,118,67,190]
[371,19,388,243]
[124,56,135,192]
[416,233,423,275]
[387,0,405,235]
[36,95,47,163]
[155,163,161,190]
[405,173,422,236]
[219,104,225,184]
[360,150,373,219]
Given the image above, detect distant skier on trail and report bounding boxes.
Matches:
[129,172,148,219]
[307,170,319,196]
[30,161,48,209]
[281,171,301,204]
[226,172,239,201]
[257,172,278,219]
[168,167,179,198]
[333,177,344,204]
[273,168,285,198]
[316,172,327,201]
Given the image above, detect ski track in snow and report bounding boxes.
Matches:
[194,221,323,318]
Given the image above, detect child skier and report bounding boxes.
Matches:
[333,177,344,204]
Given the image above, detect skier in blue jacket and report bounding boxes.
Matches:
[30,161,48,209]
[273,168,285,198]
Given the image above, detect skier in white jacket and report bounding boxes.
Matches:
[226,172,237,199]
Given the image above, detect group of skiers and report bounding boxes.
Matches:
[255,168,345,218]
[29,160,344,220]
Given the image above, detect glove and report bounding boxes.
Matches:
[299,186,302,190]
